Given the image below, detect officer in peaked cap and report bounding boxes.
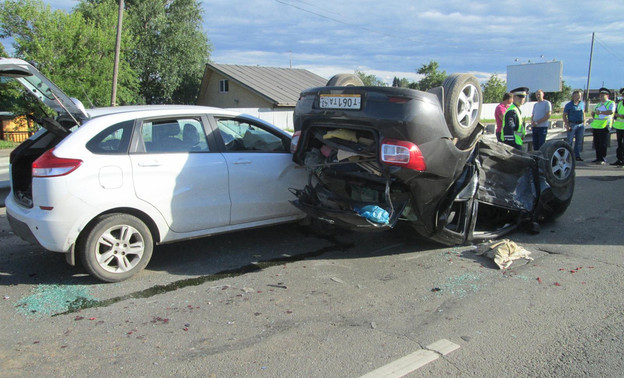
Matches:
[590,87,615,164]
[510,87,529,97]
[501,87,529,149]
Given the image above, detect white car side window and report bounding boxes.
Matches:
[217,119,286,152]
[141,118,209,153]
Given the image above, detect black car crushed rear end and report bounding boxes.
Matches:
[290,77,575,246]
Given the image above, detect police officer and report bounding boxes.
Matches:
[611,88,624,166]
[501,87,529,149]
[590,87,615,165]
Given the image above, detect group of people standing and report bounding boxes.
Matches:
[495,87,552,150]
[494,86,624,167]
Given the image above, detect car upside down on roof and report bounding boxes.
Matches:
[290,73,575,245]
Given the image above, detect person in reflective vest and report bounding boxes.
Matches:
[611,88,624,166]
[501,87,528,149]
[590,87,615,164]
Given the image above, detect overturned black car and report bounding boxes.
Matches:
[290,73,575,245]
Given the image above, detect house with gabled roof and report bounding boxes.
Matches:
[197,63,327,109]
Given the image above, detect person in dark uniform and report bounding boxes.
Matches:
[611,88,624,166]
[590,87,615,164]
[500,87,529,150]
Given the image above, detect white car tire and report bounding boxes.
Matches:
[78,214,153,282]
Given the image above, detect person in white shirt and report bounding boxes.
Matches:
[530,89,552,150]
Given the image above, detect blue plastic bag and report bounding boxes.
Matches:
[355,205,389,225]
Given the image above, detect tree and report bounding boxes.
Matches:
[1,0,212,107]
[392,76,410,88]
[124,0,211,104]
[482,74,507,103]
[0,0,140,107]
[355,70,386,86]
[0,42,8,57]
[412,60,447,91]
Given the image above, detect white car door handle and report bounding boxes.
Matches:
[137,161,162,167]
[233,159,252,165]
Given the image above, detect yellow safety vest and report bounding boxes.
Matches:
[613,101,624,130]
[591,100,614,129]
[501,104,525,145]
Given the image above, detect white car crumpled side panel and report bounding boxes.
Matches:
[225,152,307,225]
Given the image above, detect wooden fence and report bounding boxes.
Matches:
[1,130,31,143]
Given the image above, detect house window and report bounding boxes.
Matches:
[219,79,229,93]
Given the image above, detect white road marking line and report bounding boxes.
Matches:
[359,339,460,378]
[426,338,461,355]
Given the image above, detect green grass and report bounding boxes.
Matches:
[482,112,567,124]
[0,139,19,149]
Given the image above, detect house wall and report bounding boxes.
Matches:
[227,108,295,131]
[197,71,274,108]
[1,116,31,142]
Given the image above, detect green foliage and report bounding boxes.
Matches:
[0,0,211,108]
[124,0,211,104]
[482,74,507,103]
[392,76,410,88]
[412,60,447,91]
[355,70,387,86]
[0,139,20,149]
[1,0,140,106]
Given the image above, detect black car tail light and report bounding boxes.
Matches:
[32,148,83,177]
[380,139,426,171]
[387,96,410,104]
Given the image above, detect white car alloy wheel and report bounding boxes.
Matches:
[79,214,153,282]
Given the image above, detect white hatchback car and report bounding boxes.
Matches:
[2,58,307,282]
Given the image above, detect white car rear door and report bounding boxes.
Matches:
[131,116,231,233]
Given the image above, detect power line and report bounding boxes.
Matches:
[593,35,624,63]
[273,0,420,43]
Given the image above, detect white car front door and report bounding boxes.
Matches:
[215,118,306,225]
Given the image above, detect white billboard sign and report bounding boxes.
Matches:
[506,61,563,93]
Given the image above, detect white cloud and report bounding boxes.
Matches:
[27,0,624,90]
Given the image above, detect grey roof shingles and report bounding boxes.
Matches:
[207,63,328,107]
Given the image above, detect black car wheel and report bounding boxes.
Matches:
[540,140,575,188]
[535,140,575,222]
[442,73,482,142]
[326,73,364,86]
[78,213,153,282]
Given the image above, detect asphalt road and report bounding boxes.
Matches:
[1,143,624,377]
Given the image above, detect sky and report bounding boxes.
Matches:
[6,0,624,92]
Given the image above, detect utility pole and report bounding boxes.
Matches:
[110,0,124,106]
[584,32,594,112]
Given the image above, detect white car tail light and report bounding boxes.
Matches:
[290,130,301,153]
[32,148,83,177]
[380,139,426,171]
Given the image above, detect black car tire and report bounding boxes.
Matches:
[442,73,482,141]
[326,73,364,87]
[78,213,153,282]
[540,140,575,188]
